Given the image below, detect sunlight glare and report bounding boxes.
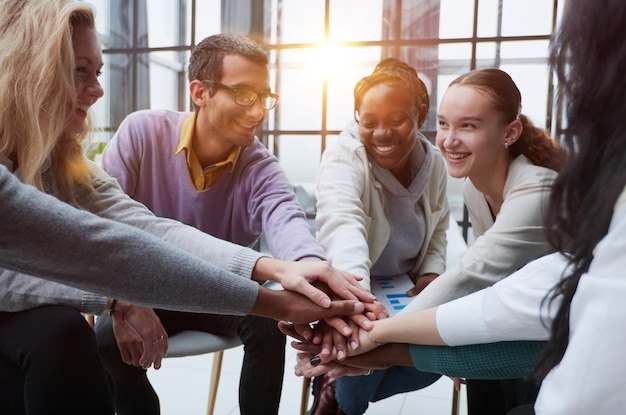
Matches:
[309,43,348,79]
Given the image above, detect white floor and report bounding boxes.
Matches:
[148,342,468,415]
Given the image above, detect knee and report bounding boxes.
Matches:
[36,310,97,357]
[240,316,286,350]
[94,315,116,351]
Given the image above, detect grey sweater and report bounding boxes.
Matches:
[0,163,262,315]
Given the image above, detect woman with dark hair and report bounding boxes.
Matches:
[311,58,450,414]
[293,1,626,413]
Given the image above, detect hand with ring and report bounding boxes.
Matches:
[111,301,168,370]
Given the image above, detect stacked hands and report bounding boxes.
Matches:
[109,259,376,371]
[279,289,413,380]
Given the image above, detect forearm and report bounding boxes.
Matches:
[79,170,264,278]
[0,167,260,313]
[345,343,415,369]
[367,307,445,346]
[409,341,547,379]
[0,270,107,314]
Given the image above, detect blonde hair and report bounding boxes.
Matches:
[0,0,96,198]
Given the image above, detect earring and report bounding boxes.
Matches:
[504,142,509,149]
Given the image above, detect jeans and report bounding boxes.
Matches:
[0,306,114,415]
[335,367,441,415]
[95,309,286,415]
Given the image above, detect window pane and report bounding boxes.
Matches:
[476,0,500,38]
[148,51,188,111]
[475,42,498,66]
[500,40,550,60]
[277,64,323,130]
[146,0,185,48]
[195,2,222,42]
[502,0,554,36]
[501,64,550,129]
[325,47,382,131]
[276,135,322,182]
[439,0,475,38]
[329,0,383,42]
[280,0,325,43]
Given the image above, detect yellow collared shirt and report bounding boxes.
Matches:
[175,113,241,191]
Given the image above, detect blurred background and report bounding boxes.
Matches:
[87,0,565,245]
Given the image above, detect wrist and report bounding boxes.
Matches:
[364,327,384,347]
[249,287,283,321]
[111,300,133,320]
[252,257,283,284]
[106,298,118,316]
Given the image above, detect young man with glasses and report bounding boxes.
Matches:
[96,33,323,415]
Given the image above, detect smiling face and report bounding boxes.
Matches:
[357,83,419,175]
[196,54,270,153]
[65,24,104,134]
[436,84,517,184]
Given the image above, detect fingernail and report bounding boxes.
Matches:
[320,297,331,308]
[342,327,351,336]
[362,320,372,329]
[310,356,321,366]
[350,340,358,350]
[338,350,345,360]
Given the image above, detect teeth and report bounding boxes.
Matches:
[448,153,469,160]
[77,104,90,112]
[237,121,256,129]
[375,145,395,152]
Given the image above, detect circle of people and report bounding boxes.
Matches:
[1,1,624,414]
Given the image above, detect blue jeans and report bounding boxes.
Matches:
[335,367,441,415]
[0,306,114,415]
[95,310,286,415]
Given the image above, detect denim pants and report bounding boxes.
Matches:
[95,309,286,415]
[0,306,114,415]
[335,367,441,415]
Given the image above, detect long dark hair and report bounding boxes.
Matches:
[450,68,565,172]
[534,0,626,379]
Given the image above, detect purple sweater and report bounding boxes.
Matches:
[103,109,325,261]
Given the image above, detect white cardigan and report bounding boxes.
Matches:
[316,122,449,291]
[435,188,626,414]
[402,155,558,313]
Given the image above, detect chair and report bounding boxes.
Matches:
[300,377,312,415]
[164,331,243,415]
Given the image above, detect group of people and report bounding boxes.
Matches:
[1,1,625,415]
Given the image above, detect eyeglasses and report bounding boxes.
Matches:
[202,80,279,110]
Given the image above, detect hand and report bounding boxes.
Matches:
[295,354,369,378]
[111,302,168,370]
[293,343,413,378]
[253,258,375,308]
[363,300,389,321]
[406,273,439,297]
[279,301,386,358]
[250,286,365,324]
[287,323,380,361]
[316,300,387,354]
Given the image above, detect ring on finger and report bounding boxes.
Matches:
[152,335,165,344]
